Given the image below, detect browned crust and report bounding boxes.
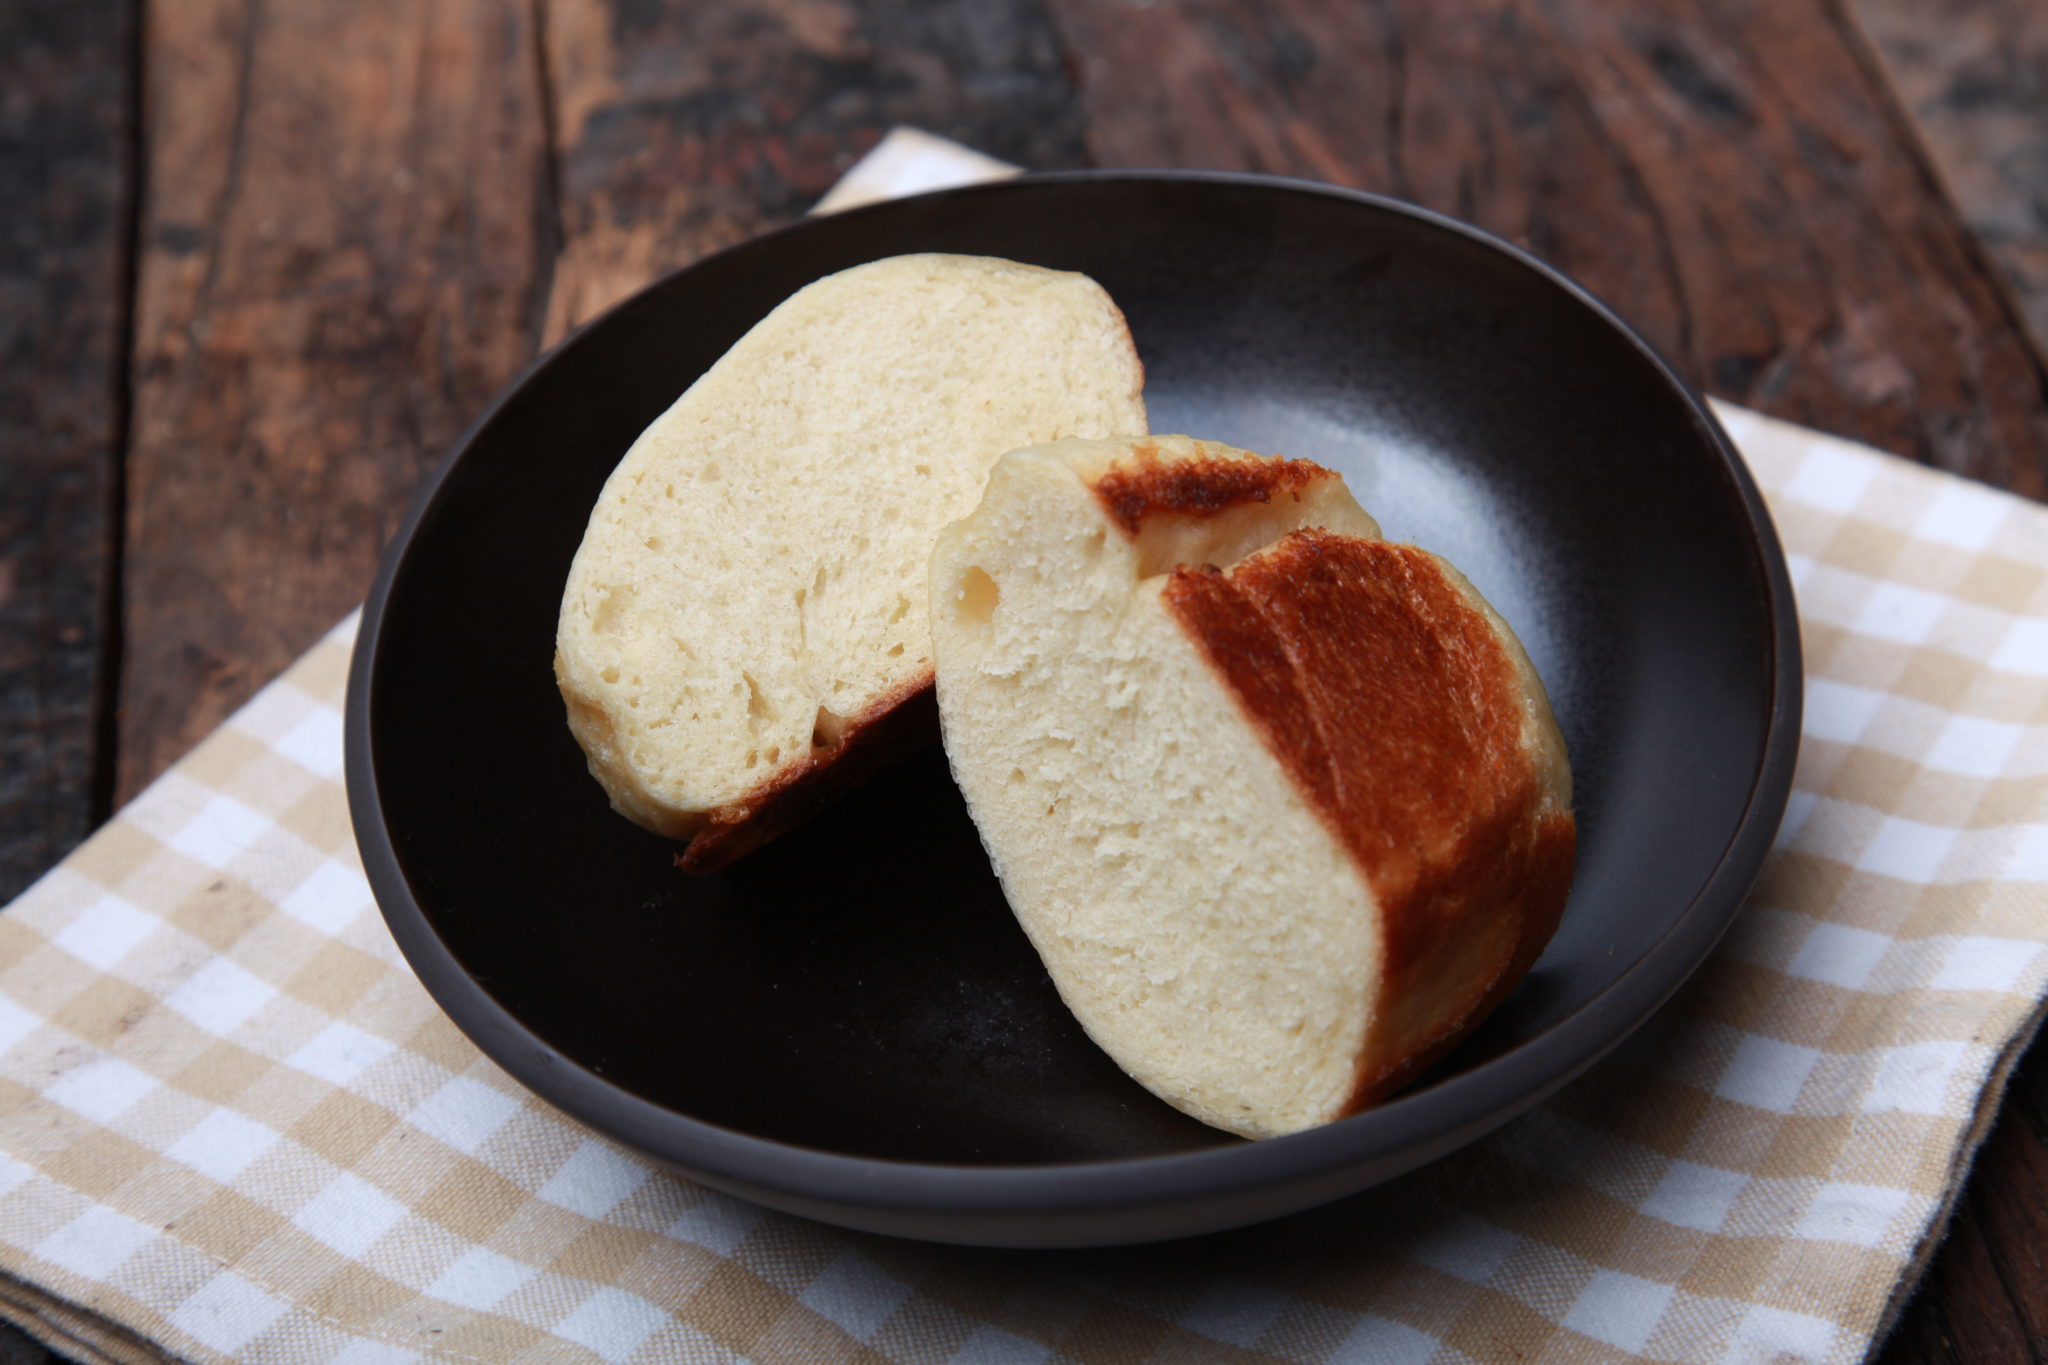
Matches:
[1162,530,1575,1114]
[673,671,940,873]
[1090,441,1332,535]
[1347,808,1574,1106]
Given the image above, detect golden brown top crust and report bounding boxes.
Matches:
[1163,533,1529,886]
[1163,530,1575,1104]
[1091,442,1333,535]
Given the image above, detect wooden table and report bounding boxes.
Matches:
[4,1,2044,1358]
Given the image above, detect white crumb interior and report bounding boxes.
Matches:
[930,437,1387,1138]
[555,255,1147,830]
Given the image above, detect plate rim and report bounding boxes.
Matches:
[345,167,1803,1240]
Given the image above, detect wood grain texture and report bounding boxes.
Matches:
[541,0,1090,340]
[119,0,555,800]
[1849,0,2048,371]
[1044,0,2048,495]
[0,0,132,902]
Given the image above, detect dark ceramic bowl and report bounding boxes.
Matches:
[346,171,1800,1248]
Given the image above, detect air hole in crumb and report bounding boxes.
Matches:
[812,706,851,750]
[601,666,619,684]
[643,536,663,552]
[591,586,633,637]
[885,643,904,657]
[742,672,773,733]
[745,751,759,769]
[766,746,781,763]
[888,595,910,624]
[955,566,999,626]
[701,463,720,482]
[914,464,931,476]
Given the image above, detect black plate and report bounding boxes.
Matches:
[347,172,1800,1248]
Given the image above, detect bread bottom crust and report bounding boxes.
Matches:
[672,675,939,874]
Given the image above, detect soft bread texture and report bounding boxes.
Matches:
[556,254,1147,870]
[930,436,1575,1138]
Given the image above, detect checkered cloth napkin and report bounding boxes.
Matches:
[1,133,2044,1365]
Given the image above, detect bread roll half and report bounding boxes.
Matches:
[556,254,1147,871]
[930,436,1575,1138]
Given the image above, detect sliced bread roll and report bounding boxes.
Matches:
[556,254,1147,871]
[929,435,1575,1138]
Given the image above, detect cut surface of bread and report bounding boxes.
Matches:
[930,435,1574,1138]
[556,254,1147,870]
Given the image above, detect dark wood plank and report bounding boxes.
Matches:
[0,0,133,903]
[1044,0,2048,496]
[1849,0,2048,372]
[0,4,133,1359]
[0,1327,56,1365]
[541,0,1090,340]
[118,0,556,801]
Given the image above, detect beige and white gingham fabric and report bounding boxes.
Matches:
[0,136,2044,1365]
